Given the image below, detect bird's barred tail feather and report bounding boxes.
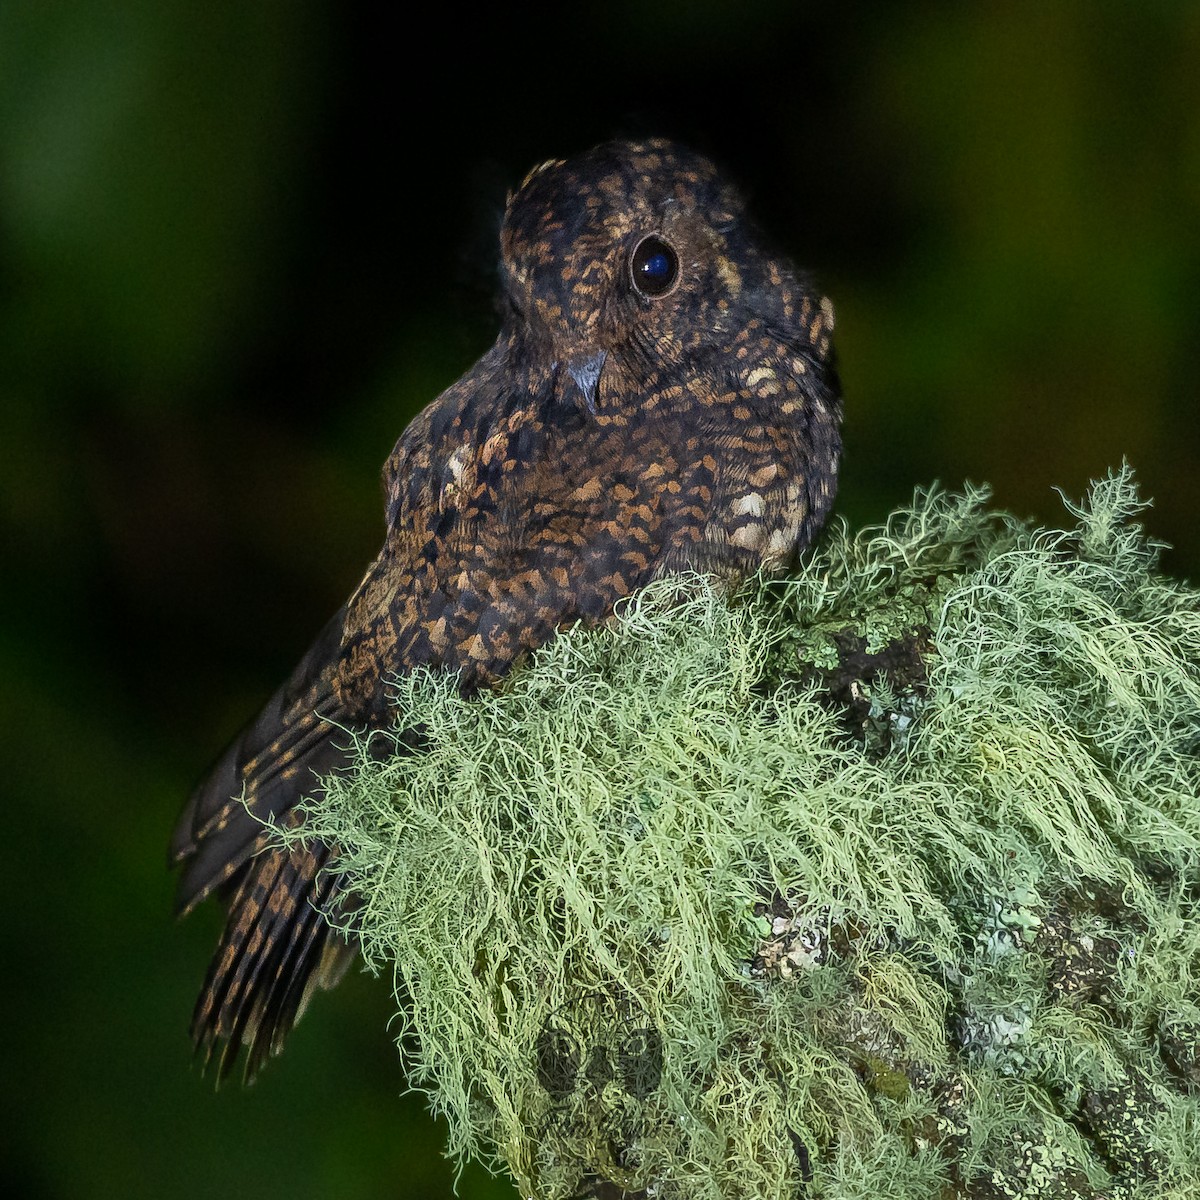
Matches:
[190,828,356,1080]
[171,607,359,1079]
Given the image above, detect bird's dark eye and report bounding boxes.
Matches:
[630,235,679,298]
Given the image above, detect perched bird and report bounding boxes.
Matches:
[171,137,843,1080]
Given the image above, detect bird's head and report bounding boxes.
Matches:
[498,138,837,418]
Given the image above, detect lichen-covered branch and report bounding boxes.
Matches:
[277,467,1200,1200]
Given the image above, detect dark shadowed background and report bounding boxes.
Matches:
[3,2,1198,1197]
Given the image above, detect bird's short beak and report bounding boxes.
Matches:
[564,350,608,415]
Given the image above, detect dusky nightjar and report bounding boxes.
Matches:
[171,137,843,1079]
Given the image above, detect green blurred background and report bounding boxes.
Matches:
[3,2,1198,1197]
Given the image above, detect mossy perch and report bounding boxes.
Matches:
[277,467,1200,1199]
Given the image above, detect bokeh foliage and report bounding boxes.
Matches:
[2,2,1198,1198]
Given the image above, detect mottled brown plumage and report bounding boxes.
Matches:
[172,138,842,1079]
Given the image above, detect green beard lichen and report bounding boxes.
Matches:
[277,467,1200,1200]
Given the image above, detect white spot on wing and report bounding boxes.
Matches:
[731,492,765,517]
